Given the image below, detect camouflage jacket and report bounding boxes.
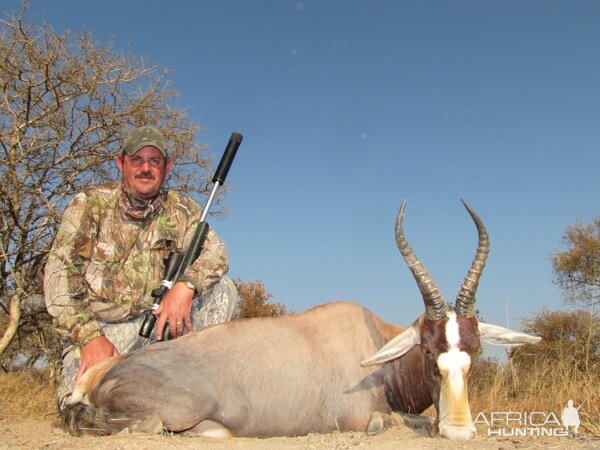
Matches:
[44,181,229,347]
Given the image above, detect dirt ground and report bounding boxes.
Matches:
[1,415,599,450]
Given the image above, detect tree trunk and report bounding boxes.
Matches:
[0,294,21,357]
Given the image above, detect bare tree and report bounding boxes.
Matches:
[0,10,217,364]
[551,217,600,308]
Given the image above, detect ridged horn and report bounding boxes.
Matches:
[396,200,446,321]
[454,199,490,318]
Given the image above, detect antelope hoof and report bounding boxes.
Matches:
[367,412,384,436]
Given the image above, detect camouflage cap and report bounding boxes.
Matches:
[122,126,167,157]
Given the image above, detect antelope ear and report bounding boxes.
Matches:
[361,325,420,366]
[478,322,542,346]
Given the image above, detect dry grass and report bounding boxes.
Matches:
[469,354,600,435]
[468,309,600,436]
[0,370,57,420]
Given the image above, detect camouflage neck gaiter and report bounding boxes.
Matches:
[118,188,164,222]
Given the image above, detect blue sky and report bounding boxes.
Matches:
[5,1,599,350]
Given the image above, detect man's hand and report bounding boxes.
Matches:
[76,335,119,381]
[154,281,194,340]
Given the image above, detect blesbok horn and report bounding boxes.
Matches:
[454,199,489,318]
[395,200,446,320]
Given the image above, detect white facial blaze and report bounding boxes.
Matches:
[438,348,469,395]
[436,312,476,440]
[445,311,461,347]
[437,312,470,396]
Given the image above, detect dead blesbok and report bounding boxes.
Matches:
[63,200,540,440]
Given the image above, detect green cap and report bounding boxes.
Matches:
[122,126,167,156]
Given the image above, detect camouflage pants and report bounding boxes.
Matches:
[57,276,239,410]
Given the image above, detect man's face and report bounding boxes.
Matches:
[115,146,173,199]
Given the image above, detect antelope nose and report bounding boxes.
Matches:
[439,424,477,440]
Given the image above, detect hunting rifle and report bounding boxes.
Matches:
[138,132,243,341]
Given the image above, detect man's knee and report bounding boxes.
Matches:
[192,277,239,328]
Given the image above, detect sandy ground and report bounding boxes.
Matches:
[1,415,599,450]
